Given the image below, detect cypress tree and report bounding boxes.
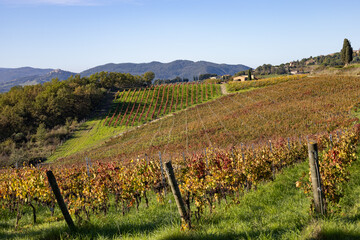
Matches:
[248,69,252,80]
[341,38,353,66]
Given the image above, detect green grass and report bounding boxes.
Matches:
[47,117,126,161]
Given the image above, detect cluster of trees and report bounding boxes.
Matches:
[153,76,189,85]
[153,73,228,84]
[199,73,217,81]
[253,64,289,75]
[0,71,154,166]
[90,71,154,89]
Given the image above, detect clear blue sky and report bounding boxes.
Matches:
[1,0,359,72]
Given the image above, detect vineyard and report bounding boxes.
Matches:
[48,82,222,161]
[2,75,360,239]
[1,126,359,239]
[103,83,221,128]
[56,75,360,164]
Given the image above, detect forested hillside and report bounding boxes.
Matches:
[0,71,153,167]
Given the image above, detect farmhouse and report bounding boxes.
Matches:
[233,75,256,82]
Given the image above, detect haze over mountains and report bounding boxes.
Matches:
[0,60,249,92]
[0,67,53,83]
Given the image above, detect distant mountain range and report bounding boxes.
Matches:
[80,60,249,80]
[0,69,76,93]
[0,67,53,83]
[0,60,250,93]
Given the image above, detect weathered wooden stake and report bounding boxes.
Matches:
[159,152,166,196]
[241,143,245,161]
[204,149,208,169]
[269,141,275,179]
[85,157,90,177]
[46,170,76,231]
[164,161,191,229]
[329,134,333,149]
[287,137,291,150]
[308,143,326,215]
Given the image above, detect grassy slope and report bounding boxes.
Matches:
[312,64,360,76]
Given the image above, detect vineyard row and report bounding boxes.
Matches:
[102,83,221,127]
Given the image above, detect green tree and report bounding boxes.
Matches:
[143,71,155,85]
[36,123,47,144]
[341,38,353,66]
[248,69,252,80]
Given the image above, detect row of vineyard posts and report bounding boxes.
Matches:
[102,82,220,127]
[4,127,357,230]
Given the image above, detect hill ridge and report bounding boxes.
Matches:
[80,60,250,80]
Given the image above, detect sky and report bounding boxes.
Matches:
[1,0,360,72]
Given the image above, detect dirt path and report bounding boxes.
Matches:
[220,83,229,95]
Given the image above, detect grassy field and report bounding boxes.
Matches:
[3,151,360,239]
[54,75,360,164]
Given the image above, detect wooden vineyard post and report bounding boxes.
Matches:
[46,171,76,231]
[204,148,208,169]
[159,152,166,196]
[308,142,326,215]
[165,161,191,229]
